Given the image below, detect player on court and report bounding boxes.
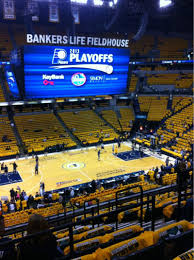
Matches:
[98,149,101,161]
[10,161,18,173]
[112,144,114,154]
[35,155,39,175]
[114,145,118,155]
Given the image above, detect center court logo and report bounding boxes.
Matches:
[71,73,86,86]
[62,162,85,170]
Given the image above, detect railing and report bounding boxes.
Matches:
[4,183,179,236]
[115,185,143,229]
[1,183,192,259]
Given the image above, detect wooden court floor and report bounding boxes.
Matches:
[0,144,164,197]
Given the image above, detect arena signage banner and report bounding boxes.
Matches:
[23,45,130,98]
[27,0,39,22]
[72,6,80,24]
[26,34,129,48]
[49,1,59,23]
[3,0,15,20]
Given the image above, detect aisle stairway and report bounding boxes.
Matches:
[54,110,81,148]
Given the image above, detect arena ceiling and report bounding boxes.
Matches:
[75,0,193,35]
[1,0,193,35]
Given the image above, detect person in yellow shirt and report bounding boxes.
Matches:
[22,200,27,210]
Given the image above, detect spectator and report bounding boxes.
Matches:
[35,192,39,198]
[9,201,15,213]
[91,179,97,192]
[16,186,21,195]
[40,182,45,196]
[176,161,189,187]
[15,191,20,201]
[24,193,28,201]
[17,214,58,260]
[58,194,63,204]
[0,215,17,259]
[70,188,75,198]
[10,188,15,201]
[183,197,193,221]
[27,195,34,208]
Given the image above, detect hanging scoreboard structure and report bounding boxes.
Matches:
[10,35,130,99]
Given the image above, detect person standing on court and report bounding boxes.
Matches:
[34,155,39,175]
[112,144,114,154]
[0,162,4,173]
[40,182,45,196]
[166,156,169,166]
[10,161,17,173]
[114,145,118,155]
[35,155,39,164]
[35,162,38,175]
[4,165,8,174]
[98,149,101,161]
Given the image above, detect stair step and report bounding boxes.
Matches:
[54,111,81,148]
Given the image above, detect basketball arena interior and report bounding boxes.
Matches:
[0,0,193,259]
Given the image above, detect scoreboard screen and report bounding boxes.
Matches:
[24,45,130,99]
[5,64,20,98]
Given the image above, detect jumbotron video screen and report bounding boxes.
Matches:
[23,45,130,98]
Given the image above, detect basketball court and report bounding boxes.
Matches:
[0,143,165,197]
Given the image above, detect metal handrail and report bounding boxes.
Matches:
[115,184,144,229]
[0,183,192,259]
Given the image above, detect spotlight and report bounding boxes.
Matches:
[93,0,103,6]
[159,0,172,8]
[109,1,113,7]
[71,0,87,4]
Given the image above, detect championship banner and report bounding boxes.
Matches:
[49,1,59,23]
[27,0,39,21]
[72,6,80,24]
[3,0,15,20]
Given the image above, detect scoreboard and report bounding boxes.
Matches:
[23,45,130,99]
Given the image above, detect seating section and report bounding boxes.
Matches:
[176,73,193,88]
[147,73,193,89]
[101,110,122,131]
[3,202,64,228]
[79,220,193,259]
[0,82,5,102]
[157,103,193,157]
[120,108,135,131]
[0,116,19,156]
[130,35,189,60]
[101,108,134,132]
[11,24,26,47]
[13,105,50,113]
[14,112,75,152]
[162,173,177,185]
[0,24,12,59]
[147,97,168,121]
[129,73,138,92]
[172,97,193,112]
[59,110,118,144]
[130,35,155,57]
[138,96,152,112]
[173,249,194,260]
[157,37,188,60]
[71,181,160,206]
